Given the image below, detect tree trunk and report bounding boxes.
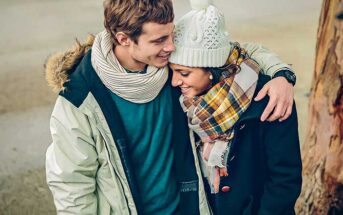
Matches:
[296,0,343,214]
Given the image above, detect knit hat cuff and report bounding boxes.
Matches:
[169,45,232,67]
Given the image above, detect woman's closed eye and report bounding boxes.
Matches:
[180,72,190,77]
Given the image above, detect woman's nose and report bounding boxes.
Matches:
[171,74,182,87]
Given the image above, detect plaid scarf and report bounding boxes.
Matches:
[180,44,261,192]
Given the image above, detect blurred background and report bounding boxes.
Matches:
[0,0,322,214]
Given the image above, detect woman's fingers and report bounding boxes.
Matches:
[220,167,228,177]
[214,167,220,193]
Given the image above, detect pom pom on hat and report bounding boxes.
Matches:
[190,0,213,10]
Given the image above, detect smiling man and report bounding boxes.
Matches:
[45,0,298,214]
[114,22,175,71]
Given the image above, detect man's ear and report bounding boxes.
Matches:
[115,32,131,46]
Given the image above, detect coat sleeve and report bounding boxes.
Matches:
[258,104,302,215]
[46,96,99,215]
[241,42,294,77]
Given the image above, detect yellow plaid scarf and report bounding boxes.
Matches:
[180,44,261,192]
[181,44,261,142]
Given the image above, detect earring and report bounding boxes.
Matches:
[209,74,213,80]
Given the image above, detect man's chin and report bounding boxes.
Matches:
[152,60,169,68]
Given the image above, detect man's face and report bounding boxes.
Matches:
[128,22,175,68]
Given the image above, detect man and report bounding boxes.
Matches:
[45,0,297,214]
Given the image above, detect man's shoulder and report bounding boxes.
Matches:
[59,50,97,108]
[66,50,94,83]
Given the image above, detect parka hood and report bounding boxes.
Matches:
[44,35,95,93]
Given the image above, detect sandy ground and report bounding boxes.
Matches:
[0,0,322,214]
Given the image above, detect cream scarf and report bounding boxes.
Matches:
[91,30,168,103]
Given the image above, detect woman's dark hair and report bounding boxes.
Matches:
[205,64,241,85]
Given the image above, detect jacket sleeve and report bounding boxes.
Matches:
[258,104,302,215]
[241,43,294,77]
[46,96,99,215]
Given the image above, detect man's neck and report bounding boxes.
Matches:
[114,46,146,71]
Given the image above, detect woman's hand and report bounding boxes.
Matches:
[213,167,228,193]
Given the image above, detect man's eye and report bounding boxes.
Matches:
[181,73,189,77]
[154,38,165,44]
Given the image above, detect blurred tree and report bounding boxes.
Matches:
[296,0,343,214]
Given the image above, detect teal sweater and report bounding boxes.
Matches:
[109,84,179,215]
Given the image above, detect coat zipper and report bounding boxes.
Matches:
[96,124,134,213]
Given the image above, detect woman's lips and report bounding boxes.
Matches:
[180,86,190,94]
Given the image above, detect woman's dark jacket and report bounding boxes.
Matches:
[205,74,302,215]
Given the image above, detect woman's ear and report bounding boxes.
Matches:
[115,32,130,46]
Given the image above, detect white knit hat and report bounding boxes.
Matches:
[169,0,232,67]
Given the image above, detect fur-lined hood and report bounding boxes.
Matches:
[44,35,95,93]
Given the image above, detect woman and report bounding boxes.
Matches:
[169,0,302,214]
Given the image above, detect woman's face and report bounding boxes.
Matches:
[170,63,212,98]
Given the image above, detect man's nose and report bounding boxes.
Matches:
[164,36,176,52]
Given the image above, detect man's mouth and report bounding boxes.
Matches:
[158,53,171,60]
